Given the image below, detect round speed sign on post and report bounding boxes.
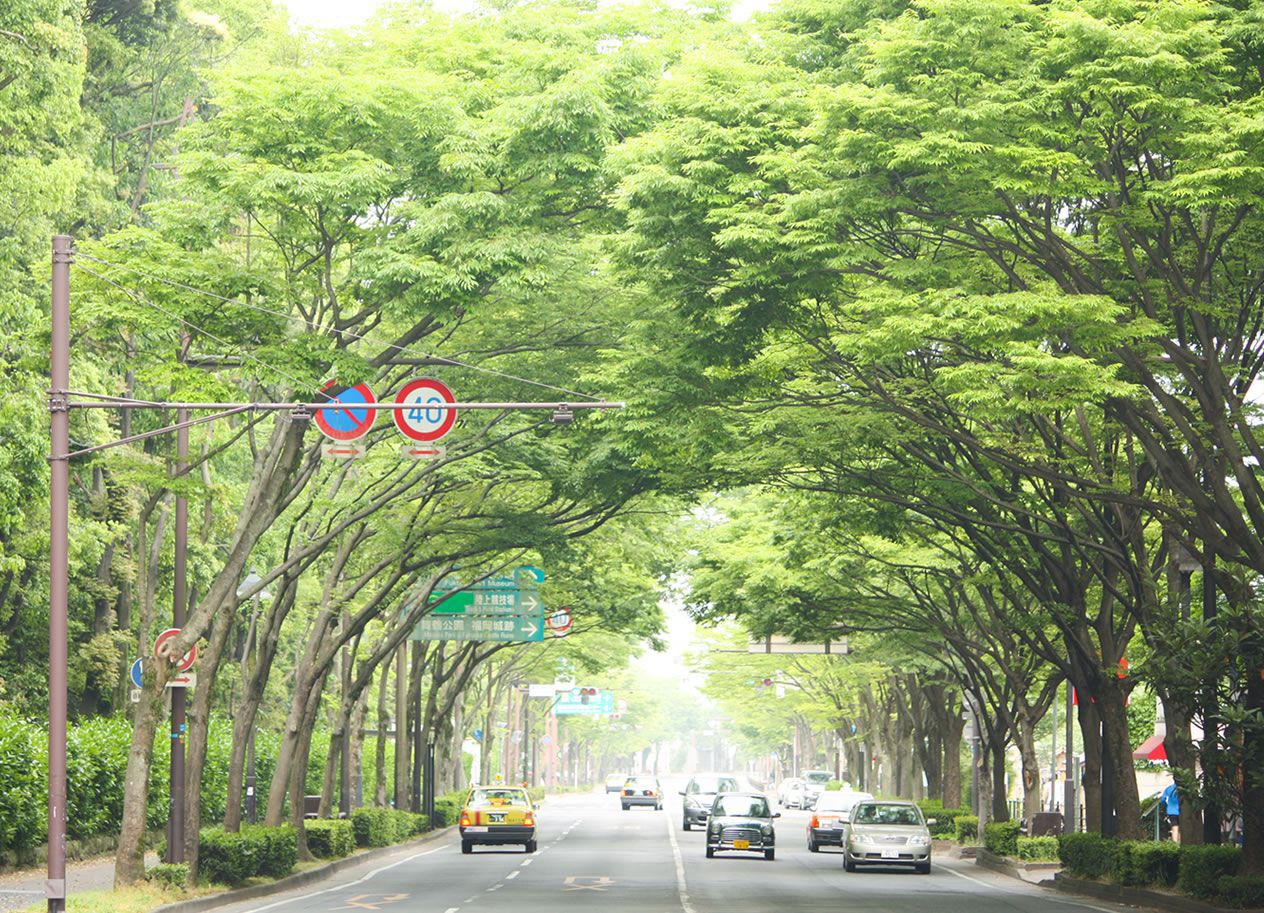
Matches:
[394,378,457,442]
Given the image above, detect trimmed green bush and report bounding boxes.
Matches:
[432,791,468,828]
[984,821,1021,857]
[351,807,394,847]
[1178,844,1241,899]
[1016,836,1059,861]
[954,815,979,844]
[1114,841,1181,887]
[1216,875,1264,909]
[145,862,189,890]
[1058,832,1114,879]
[917,801,968,837]
[305,819,355,859]
[198,825,296,885]
[389,810,427,841]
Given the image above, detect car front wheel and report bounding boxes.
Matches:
[765,848,775,861]
[705,846,715,859]
[844,855,857,872]
[916,861,930,874]
[683,817,692,831]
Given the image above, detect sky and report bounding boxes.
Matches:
[279,0,770,29]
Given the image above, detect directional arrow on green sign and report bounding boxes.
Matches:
[411,613,543,643]
[429,589,544,616]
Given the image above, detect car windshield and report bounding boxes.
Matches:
[469,789,528,808]
[852,803,924,826]
[714,795,771,817]
[815,792,870,812]
[784,779,804,788]
[804,771,831,784]
[626,777,657,788]
[689,777,737,794]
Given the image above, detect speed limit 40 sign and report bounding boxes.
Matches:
[393,378,457,442]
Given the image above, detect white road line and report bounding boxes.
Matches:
[520,858,533,867]
[665,809,697,913]
[235,843,450,913]
[941,862,1120,913]
[506,870,520,880]
[487,883,503,892]
[443,908,460,913]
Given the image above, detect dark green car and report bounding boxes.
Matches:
[705,792,779,861]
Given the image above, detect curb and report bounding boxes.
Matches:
[149,827,453,913]
[1051,873,1264,913]
[974,848,1059,881]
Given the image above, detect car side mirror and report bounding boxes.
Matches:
[699,810,710,818]
[773,812,781,818]
[679,791,687,796]
[927,819,937,826]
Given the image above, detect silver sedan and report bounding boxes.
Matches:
[843,800,934,874]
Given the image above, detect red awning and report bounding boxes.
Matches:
[1132,734,1167,761]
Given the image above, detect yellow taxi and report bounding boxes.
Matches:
[459,786,537,854]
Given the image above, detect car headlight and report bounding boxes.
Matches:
[710,823,721,834]
[761,825,773,836]
[909,835,931,846]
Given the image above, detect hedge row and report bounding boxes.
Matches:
[915,800,972,839]
[1016,836,1059,861]
[350,807,428,847]
[305,819,355,859]
[1058,833,1264,909]
[198,825,297,886]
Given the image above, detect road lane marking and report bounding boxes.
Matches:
[563,875,614,892]
[506,871,519,880]
[941,862,1121,913]
[443,908,459,913]
[520,858,533,867]
[665,810,697,913]
[235,844,449,913]
[333,894,409,910]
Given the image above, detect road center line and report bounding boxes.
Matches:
[506,870,519,880]
[235,843,450,913]
[665,807,697,913]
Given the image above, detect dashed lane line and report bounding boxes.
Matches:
[665,809,697,913]
[940,861,1122,913]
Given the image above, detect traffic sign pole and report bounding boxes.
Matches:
[168,387,189,865]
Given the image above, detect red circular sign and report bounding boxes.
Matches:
[154,627,197,672]
[314,381,377,442]
[546,608,573,634]
[393,378,457,442]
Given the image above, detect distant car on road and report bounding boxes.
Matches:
[778,777,807,809]
[801,769,833,806]
[605,773,630,793]
[679,774,740,831]
[807,790,872,852]
[705,792,779,860]
[844,800,933,874]
[621,775,663,810]
[458,786,537,854]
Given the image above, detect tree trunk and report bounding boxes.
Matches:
[942,709,964,808]
[375,662,389,806]
[991,740,1009,822]
[1015,706,1043,821]
[1240,655,1264,875]
[1099,685,1143,839]
[394,645,409,807]
[1078,696,1103,834]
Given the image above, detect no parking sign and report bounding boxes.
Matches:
[314,380,377,442]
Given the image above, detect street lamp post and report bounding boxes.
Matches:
[235,571,270,824]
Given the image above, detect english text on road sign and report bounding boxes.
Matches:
[430,588,544,616]
[393,378,456,442]
[314,381,377,442]
[154,628,197,671]
[434,565,544,592]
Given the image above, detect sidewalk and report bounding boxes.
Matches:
[0,852,156,912]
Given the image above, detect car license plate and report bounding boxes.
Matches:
[733,840,750,849]
[464,826,488,833]
[489,813,505,822]
[881,849,900,859]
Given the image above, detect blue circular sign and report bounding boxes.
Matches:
[314,381,377,441]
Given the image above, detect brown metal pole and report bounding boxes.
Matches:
[167,389,189,862]
[48,235,72,913]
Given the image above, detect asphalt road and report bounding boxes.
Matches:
[210,788,1143,913]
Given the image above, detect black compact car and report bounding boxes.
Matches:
[705,792,779,861]
[680,774,739,831]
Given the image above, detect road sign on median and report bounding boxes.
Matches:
[553,688,615,716]
[434,566,544,592]
[431,588,544,616]
[411,613,544,643]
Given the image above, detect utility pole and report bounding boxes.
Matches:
[47,235,71,913]
[167,335,189,864]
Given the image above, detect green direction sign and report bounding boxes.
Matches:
[435,566,544,593]
[430,588,544,616]
[411,613,544,643]
[553,688,616,716]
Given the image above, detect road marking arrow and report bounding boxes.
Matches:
[563,876,614,892]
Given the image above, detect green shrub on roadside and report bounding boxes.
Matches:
[1178,844,1241,899]
[390,810,426,840]
[1114,841,1181,888]
[145,862,189,890]
[954,815,979,844]
[351,807,394,847]
[1058,832,1114,879]
[917,801,967,837]
[1215,875,1264,909]
[198,825,296,885]
[1016,836,1059,861]
[984,821,1021,857]
[305,819,355,859]
[432,791,468,828]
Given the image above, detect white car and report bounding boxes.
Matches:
[778,777,808,809]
